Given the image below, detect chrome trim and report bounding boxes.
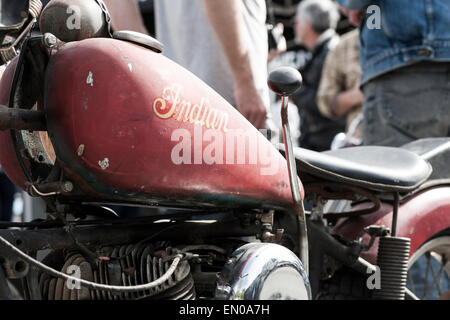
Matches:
[113,30,164,53]
[281,94,309,274]
[215,243,311,300]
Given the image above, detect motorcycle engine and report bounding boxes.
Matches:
[39,243,197,300]
[37,240,310,300]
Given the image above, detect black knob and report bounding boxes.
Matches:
[268,67,303,97]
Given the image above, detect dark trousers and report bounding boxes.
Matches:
[362,61,450,147]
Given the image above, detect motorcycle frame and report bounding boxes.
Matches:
[333,183,450,265]
[301,176,450,298]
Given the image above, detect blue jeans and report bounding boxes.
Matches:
[362,61,450,147]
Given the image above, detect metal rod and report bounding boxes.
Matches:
[281,95,309,274]
[0,220,263,252]
[0,105,46,131]
[392,192,399,237]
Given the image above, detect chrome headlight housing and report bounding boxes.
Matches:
[215,243,311,300]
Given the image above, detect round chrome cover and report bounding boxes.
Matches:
[113,30,163,53]
[215,243,311,300]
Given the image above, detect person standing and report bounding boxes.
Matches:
[290,0,344,151]
[103,0,149,35]
[317,28,363,147]
[338,0,450,147]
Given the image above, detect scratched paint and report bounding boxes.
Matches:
[121,55,133,73]
[98,158,109,170]
[87,71,94,87]
[42,38,295,208]
[77,144,85,157]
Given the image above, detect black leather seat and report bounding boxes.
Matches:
[401,138,450,181]
[280,145,432,193]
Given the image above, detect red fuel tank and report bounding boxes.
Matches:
[44,38,298,209]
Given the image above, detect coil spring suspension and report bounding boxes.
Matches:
[373,236,411,300]
[29,0,44,18]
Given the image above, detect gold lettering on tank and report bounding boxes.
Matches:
[153,84,229,132]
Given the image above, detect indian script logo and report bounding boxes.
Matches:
[153,84,229,132]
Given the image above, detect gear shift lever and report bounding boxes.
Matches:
[268,67,308,274]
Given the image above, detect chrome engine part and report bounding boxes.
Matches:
[215,243,311,300]
[38,245,196,300]
[113,30,164,53]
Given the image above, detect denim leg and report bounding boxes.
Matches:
[362,62,450,147]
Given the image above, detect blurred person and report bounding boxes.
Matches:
[266,21,301,147]
[339,1,450,301]
[137,0,156,36]
[268,22,288,63]
[154,0,269,130]
[338,0,450,147]
[290,0,345,152]
[317,28,363,148]
[103,0,149,35]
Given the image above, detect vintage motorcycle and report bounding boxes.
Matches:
[0,0,448,300]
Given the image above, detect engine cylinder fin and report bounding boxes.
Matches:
[140,246,150,296]
[39,244,196,300]
[48,278,57,300]
[125,244,134,299]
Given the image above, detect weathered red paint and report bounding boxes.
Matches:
[0,58,29,190]
[332,187,450,264]
[44,38,299,209]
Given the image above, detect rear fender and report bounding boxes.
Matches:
[332,186,450,264]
